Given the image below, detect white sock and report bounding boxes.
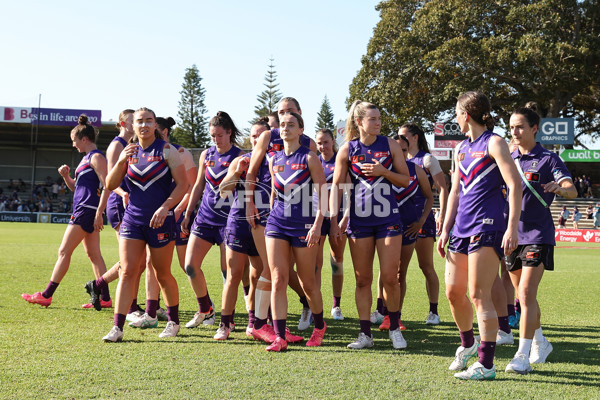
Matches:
[254,277,271,320]
[534,327,544,342]
[517,338,533,356]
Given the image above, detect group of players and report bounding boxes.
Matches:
[21,91,575,380]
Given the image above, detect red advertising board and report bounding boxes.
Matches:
[555,229,600,243]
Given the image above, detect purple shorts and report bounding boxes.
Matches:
[191,221,225,246]
[505,244,554,271]
[347,221,402,240]
[225,229,259,257]
[255,209,269,227]
[174,211,194,246]
[417,212,436,239]
[119,217,175,249]
[265,221,313,248]
[106,202,125,230]
[448,231,504,260]
[69,207,96,234]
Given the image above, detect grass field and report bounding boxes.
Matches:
[1,222,599,399]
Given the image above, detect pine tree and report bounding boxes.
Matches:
[252,58,282,122]
[172,64,208,148]
[315,95,335,132]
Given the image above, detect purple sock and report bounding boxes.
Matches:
[197,295,211,313]
[460,329,475,348]
[243,285,250,296]
[299,296,309,309]
[254,317,267,330]
[382,306,389,316]
[248,310,256,325]
[231,309,235,325]
[129,299,139,314]
[429,302,438,315]
[515,299,521,313]
[146,299,159,319]
[507,304,515,317]
[333,296,341,308]
[376,298,384,313]
[360,320,372,337]
[221,314,232,326]
[274,319,286,339]
[312,311,325,329]
[42,281,59,298]
[498,316,511,334]
[478,341,496,369]
[114,313,126,330]
[389,311,400,331]
[100,285,111,302]
[166,304,179,325]
[157,298,161,309]
[96,276,107,290]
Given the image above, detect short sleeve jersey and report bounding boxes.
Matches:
[73,149,105,211]
[512,143,572,245]
[347,135,401,226]
[194,145,242,227]
[123,139,173,226]
[455,131,506,237]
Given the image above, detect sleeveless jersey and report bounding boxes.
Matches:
[407,151,435,211]
[393,161,419,225]
[347,135,400,226]
[226,152,253,233]
[268,146,315,229]
[455,130,506,237]
[268,128,311,153]
[73,149,104,211]
[123,139,174,226]
[320,153,336,184]
[107,136,129,210]
[194,145,242,227]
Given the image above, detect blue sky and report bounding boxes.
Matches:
[0,1,381,139]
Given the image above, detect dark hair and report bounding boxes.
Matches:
[156,117,176,136]
[71,114,97,143]
[512,102,541,135]
[397,135,410,147]
[316,128,337,152]
[252,119,270,131]
[268,111,279,124]
[116,109,134,130]
[131,107,160,142]
[282,112,304,129]
[279,97,301,113]
[209,111,240,145]
[457,91,495,131]
[400,123,430,153]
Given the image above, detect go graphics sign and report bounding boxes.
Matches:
[538,118,574,145]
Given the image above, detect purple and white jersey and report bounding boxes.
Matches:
[512,143,571,245]
[268,128,311,153]
[394,161,419,225]
[455,130,506,237]
[107,136,129,210]
[73,149,104,211]
[347,135,400,226]
[195,145,242,227]
[320,153,336,184]
[123,139,174,226]
[268,146,315,229]
[226,152,252,233]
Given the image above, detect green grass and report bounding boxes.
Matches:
[1,222,599,399]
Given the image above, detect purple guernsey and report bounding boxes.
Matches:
[73,149,105,211]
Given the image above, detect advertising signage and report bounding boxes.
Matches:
[559,150,600,162]
[433,122,467,149]
[1,106,102,127]
[538,118,574,145]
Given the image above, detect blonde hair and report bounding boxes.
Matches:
[345,100,378,142]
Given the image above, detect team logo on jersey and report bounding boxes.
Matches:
[147,156,162,162]
[386,225,399,231]
[351,155,366,163]
[205,160,215,167]
[526,251,540,259]
[222,162,231,167]
[274,165,285,173]
[483,218,494,225]
[471,151,485,158]
[531,161,538,168]
[552,168,565,181]
[367,149,372,154]
[524,172,540,182]
[470,235,481,243]
[129,157,139,164]
[291,164,306,170]
[458,153,465,161]
[157,233,170,241]
[272,144,283,151]
[374,151,389,158]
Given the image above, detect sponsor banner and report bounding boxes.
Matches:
[555,228,600,243]
[435,140,462,149]
[430,149,451,160]
[434,122,467,142]
[336,120,346,149]
[0,212,105,225]
[538,118,574,145]
[1,106,101,127]
[560,150,600,163]
[0,212,36,222]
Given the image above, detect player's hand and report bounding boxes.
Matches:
[437,231,449,258]
[94,212,104,232]
[58,165,70,177]
[150,205,168,229]
[361,160,386,177]
[246,200,259,229]
[181,213,191,235]
[502,227,518,256]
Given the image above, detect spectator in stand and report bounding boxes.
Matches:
[572,206,582,229]
[594,203,600,229]
[52,181,59,199]
[587,204,594,219]
[59,182,66,195]
[18,178,25,191]
[574,177,581,197]
[0,199,6,212]
[8,179,15,190]
[581,176,589,198]
[584,175,593,198]
[557,206,569,228]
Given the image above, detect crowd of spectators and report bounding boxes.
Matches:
[573,175,594,198]
[0,177,71,213]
